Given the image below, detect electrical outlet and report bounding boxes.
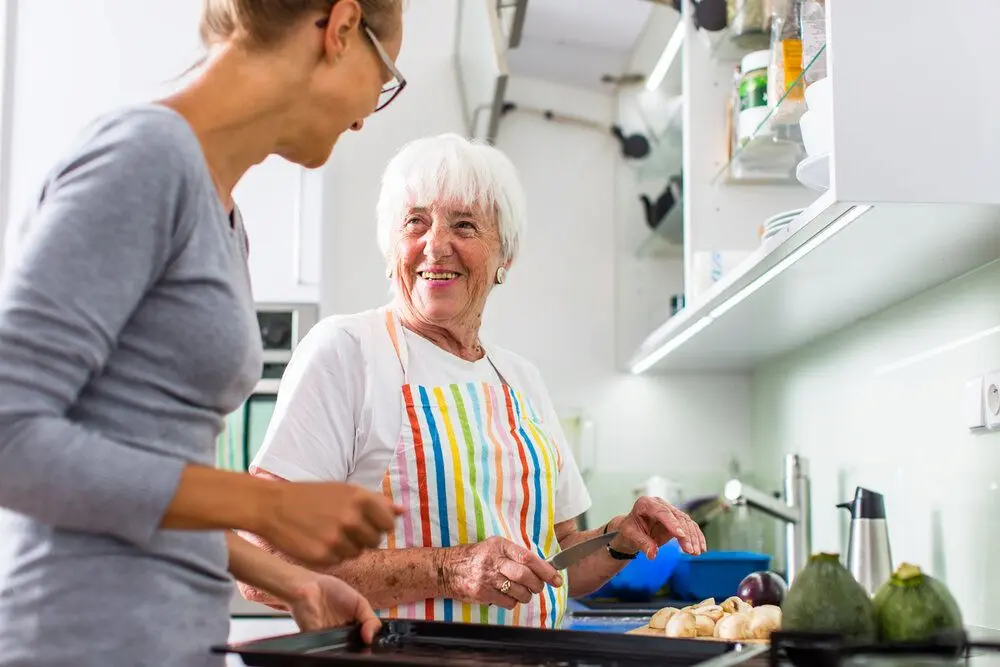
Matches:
[966,376,986,431]
[984,372,1000,431]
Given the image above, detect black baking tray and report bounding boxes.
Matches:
[215,619,759,667]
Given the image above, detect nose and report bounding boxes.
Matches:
[423,223,453,260]
[351,119,364,131]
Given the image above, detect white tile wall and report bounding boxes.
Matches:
[752,258,1000,629]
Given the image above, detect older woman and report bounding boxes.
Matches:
[241,133,706,627]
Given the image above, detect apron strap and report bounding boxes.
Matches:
[485,355,512,389]
[383,308,410,380]
[383,307,508,388]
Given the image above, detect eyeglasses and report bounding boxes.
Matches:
[316,13,406,112]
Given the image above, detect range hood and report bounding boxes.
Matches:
[454,0,527,144]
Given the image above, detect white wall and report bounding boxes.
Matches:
[752,259,1000,629]
[320,15,752,522]
[320,0,465,316]
[3,1,202,235]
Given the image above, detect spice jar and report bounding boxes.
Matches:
[736,50,770,147]
[767,0,805,125]
[727,0,772,49]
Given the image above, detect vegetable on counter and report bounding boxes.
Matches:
[736,571,788,607]
[650,595,782,641]
[873,562,963,642]
[781,552,877,642]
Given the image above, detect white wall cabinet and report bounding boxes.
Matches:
[622,0,1000,375]
[0,0,320,305]
[234,157,322,304]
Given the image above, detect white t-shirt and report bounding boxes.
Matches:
[252,308,592,525]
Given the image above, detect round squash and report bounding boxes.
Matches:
[781,552,876,642]
[873,562,963,642]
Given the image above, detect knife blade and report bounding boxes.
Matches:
[547,530,620,570]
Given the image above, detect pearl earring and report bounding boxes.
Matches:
[495,267,506,285]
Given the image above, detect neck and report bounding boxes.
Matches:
[394,304,485,362]
[158,45,298,210]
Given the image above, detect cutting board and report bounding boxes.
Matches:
[626,625,769,644]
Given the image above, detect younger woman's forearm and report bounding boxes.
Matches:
[161,464,279,533]
[227,531,310,605]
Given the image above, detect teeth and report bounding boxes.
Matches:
[421,271,459,280]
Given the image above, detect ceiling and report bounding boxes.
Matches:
[505,0,656,94]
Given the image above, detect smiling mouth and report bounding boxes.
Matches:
[418,271,461,281]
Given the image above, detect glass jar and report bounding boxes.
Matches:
[800,0,827,83]
[736,50,770,147]
[727,0,772,48]
[767,0,806,125]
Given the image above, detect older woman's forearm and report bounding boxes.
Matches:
[236,529,452,610]
[562,517,632,598]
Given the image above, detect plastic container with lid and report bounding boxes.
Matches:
[736,50,770,147]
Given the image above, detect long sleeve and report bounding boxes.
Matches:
[0,114,196,547]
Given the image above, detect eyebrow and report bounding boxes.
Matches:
[407,207,478,218]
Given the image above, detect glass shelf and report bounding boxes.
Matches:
[704,0,773,62]
[635,229,684,259]
[713,43,827,185]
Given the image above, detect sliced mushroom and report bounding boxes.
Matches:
[665,611,698,638]
[695,614,716,637]
[715,613,751,641]
[649,606,680,630]
[693,604,724,622]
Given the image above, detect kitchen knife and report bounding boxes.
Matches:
[547,530,620,570]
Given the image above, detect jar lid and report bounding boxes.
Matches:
[740,49,771,75]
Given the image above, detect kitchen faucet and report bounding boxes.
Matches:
[722,454,811,585]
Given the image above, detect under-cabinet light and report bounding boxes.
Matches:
[646,22,685,92]
[709,205,871,320]
[629,205,872,374]
[629,316,713,374]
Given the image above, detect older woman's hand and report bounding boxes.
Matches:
[611,497,706,559]
[443,537,564,609]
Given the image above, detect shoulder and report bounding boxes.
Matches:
[38,104,211,229]
[65,104,205,176]
[291,309,385,367]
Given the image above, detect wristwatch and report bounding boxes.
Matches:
[603,522,638,561]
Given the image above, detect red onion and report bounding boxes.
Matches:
[736,571,788,607]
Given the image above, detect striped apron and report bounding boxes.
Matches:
[377,309,569,628]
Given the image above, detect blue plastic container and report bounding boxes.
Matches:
[668,551,771,601]
[585,539,683,602]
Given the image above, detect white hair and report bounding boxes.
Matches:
[376,133,527,265]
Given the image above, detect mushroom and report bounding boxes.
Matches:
[714,613,751,641]
[721,596,742,614]
[695,614,716,637]
[693,604,724,622]
[748,604,782,639]
[665,611,698,638]
[649,606,680,630]
[722,596,753,614]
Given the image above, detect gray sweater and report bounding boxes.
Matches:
[0,105,263,666]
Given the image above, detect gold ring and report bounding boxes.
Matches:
[499,579,512,594]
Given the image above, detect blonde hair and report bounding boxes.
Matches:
[199,0,402,47]
[376,134,528,265]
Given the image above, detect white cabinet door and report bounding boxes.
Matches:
[234,156,322,304]
[5,0,322,306]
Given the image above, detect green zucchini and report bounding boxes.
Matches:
[781,552,876,642]
[873,562,963,642]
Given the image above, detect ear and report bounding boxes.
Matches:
[321,0,363,59]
